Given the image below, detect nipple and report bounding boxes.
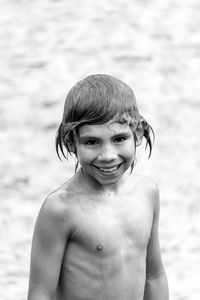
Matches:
[96,244,103,251]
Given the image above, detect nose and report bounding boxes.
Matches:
[98,144,118,162]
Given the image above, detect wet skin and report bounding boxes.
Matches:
[54,175,154,300]
[74,122,137,188]
[28,123,163,300]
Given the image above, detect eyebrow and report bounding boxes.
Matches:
[79,132,132,140]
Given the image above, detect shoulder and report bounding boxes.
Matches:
[132,174,160,208]
[139,175,159,194]
[132,173,159,191]
[38,186,77,228]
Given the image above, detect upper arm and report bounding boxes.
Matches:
[28,193,72,299]
[146,182,165,278]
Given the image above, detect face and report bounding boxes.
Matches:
[74,122,136,188]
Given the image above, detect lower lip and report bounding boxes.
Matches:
[94,163,122,176]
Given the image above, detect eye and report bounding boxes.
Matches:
[84,139,99,146]
[114,136,127,143]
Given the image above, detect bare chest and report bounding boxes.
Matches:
[70,194,153,256]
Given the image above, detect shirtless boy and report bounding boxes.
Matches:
[28,74,169,300]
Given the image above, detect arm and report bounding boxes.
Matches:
[28,193,72,300]
[143,184,169,300]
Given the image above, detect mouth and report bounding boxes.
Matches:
[94,163,123,174]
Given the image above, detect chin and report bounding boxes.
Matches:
[94,171,126,187]
[98,177,120,186]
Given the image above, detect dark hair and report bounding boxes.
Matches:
[56,74,154,161]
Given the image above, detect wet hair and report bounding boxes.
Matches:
[56,74,154,165]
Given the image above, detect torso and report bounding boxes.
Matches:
[55,174,155,300]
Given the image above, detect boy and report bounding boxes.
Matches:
[28,74,169,300]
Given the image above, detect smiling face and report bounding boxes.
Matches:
[74,122,136,189]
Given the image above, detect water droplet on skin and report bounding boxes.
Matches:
[71,278,77,285]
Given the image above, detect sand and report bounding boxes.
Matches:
[0,0,200,299]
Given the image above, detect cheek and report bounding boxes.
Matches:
[76,147,95,164]
[124,139,136,157]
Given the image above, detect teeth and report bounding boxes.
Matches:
[98,165,119,172]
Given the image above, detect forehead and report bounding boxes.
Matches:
[78,122,132,137]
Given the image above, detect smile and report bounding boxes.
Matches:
[94,163,122,174]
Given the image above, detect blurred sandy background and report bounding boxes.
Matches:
[0,0,200,299]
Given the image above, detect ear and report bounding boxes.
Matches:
[135,124,144,146]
